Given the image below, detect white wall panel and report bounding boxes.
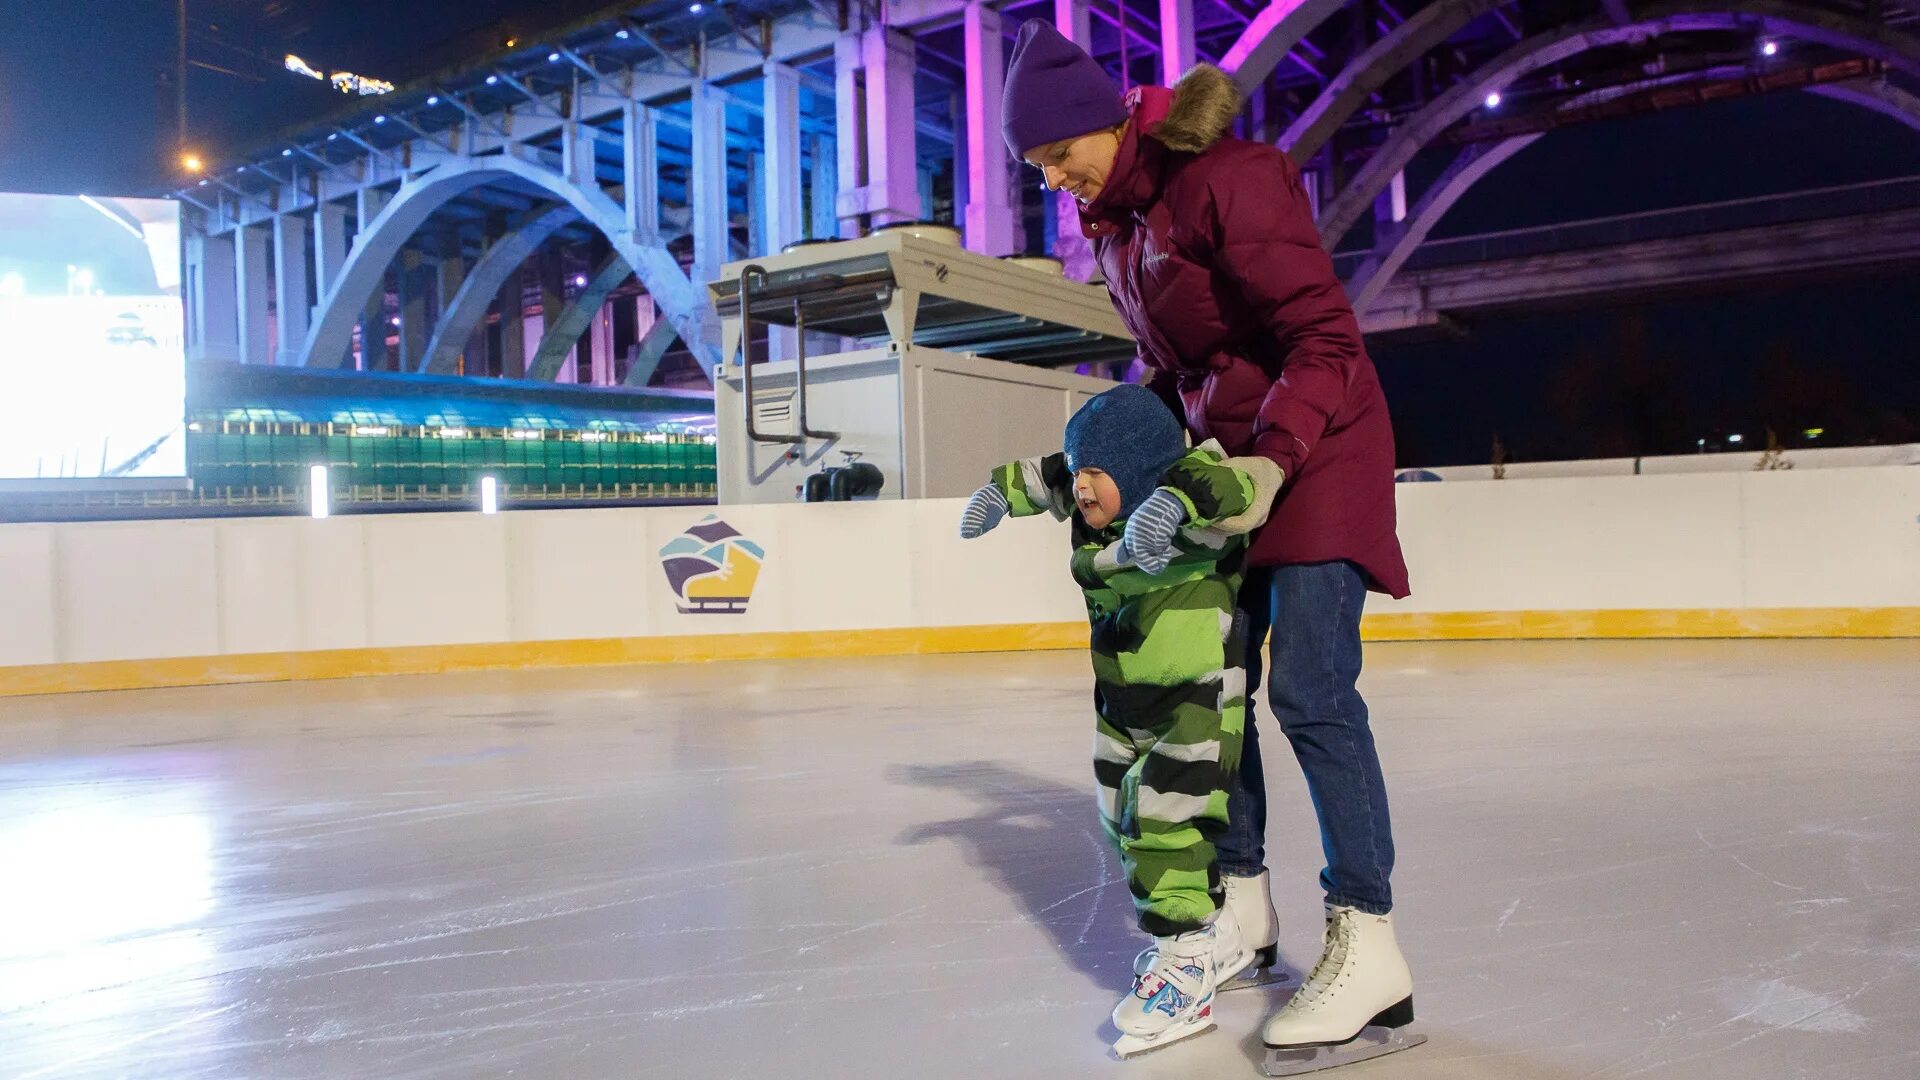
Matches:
[362,514,512,647]
[507,508,655,642]
[1386,475,1745,613]
[1740,467,1920,608]
[216,519,303,654]
[296,518,372,651]
[0,525,58,667]
[56,522,220,662]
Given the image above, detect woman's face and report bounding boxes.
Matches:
[1023,126,1125,205]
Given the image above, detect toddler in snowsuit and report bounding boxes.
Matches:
[957,384,1282,1057]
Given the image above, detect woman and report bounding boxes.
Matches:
[1000,20,1418,1068]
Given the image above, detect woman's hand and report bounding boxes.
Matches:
[1121,488,1187,574]
[959,485,1012,539]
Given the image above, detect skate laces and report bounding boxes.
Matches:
[1287,912,1357,1011]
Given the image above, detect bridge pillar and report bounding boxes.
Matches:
[690,80,730,292]
[352,188,393,370]
[497,266,526,378]
[1161,0,1197,84]
[963,2,1017,256]
[809,134,836,241]
[397,248,431,372]
[835,25,921,236]
[764,61,805,361]
[235,223,271,366]
[623,101,661,244]
[274,214,310,367]
[185,227,239,364]
[312,202,350,318]
[1052,0,1097,277]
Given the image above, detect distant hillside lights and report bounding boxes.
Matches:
[285,54,394,96]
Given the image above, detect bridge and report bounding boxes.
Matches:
[172,0,1920,385]
[1346,173,1920,335]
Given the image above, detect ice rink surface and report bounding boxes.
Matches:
[2,639,1916,1079]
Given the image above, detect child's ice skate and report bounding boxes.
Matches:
[1130,870,1287,992]
[1112,925,1217,1059]
[1260,906,1425,1076]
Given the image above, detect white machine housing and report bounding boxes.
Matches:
[711,229,1136,504]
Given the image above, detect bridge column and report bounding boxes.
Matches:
[274,214,310,366]
[535,249,568,381]
[764,61,804,360]
[352,188,393,370]
[590,305,616,386]
[185,228,239,364]
[690,80,730,292]
[763,62,804,252]
[313,202,349,316]
[396,248,431,371]
[235,223,271,366]
[434,243,466,369]
[1161,0,1197,84]
[497,267,526,378]
[963,2,1017,256]
[623,101,661,243]
[809,134,836,241]
[1052,0,1097,277]
[835,25,921,236]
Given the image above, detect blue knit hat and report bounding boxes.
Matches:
[1063,384,1186,520]
[1002,20,1129,157]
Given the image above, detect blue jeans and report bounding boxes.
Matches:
[1219,561,1395,915]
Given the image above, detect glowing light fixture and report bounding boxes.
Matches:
[310,466,330,518]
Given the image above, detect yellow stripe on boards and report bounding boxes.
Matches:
[1,608,1913,698]
[1360,607,1920,641]
[0,623,1092,698]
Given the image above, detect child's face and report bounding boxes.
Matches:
[1072,467,1123,529]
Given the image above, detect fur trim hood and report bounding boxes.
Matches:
[1146,64,1241,154]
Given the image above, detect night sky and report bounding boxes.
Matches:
[3,1,1916,466]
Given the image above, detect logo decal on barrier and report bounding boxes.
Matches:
[658,515,765,614]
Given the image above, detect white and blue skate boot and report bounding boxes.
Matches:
[1112,925,1217,1059]
[1131,871,1287,991]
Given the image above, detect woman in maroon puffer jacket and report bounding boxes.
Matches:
[1002,20,1421,1063]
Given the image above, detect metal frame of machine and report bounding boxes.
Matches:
[710,229,1136,504]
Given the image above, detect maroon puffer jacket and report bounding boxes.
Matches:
[1079,65,1409,598]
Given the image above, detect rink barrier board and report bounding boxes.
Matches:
[2,606,1914,698]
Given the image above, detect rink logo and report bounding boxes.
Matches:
[658,516,765,615]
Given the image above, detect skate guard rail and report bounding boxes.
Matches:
[2,466,1915,696]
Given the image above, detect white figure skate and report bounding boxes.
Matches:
[1220,869,1287,990]
[1132,871,1287,991]
[1260,906,1425,1076]
[1112,925,1217,1059]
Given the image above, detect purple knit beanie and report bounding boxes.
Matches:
[1002,20,1128,157]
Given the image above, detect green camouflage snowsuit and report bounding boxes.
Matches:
[989,441,1282,935]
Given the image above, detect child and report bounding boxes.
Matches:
[958,384,1283,1057]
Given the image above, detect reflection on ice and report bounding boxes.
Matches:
[0,789,215,1018]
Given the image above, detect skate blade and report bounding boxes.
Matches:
[1261,1026,1426,1077]
[1220,964,1295,993]
[1112,1016,1217,1060]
